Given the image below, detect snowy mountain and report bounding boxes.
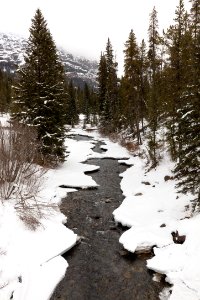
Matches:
[0,32,98,88]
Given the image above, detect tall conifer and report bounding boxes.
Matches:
[123,30,141,143]
[12,9,67,164]
[147,7,161,166]
[138,39,148,132]
[174,0,200,199]
[164,0,190,159]
[97,53,107,117]
[66,80,78,127]
[98,39,118,133]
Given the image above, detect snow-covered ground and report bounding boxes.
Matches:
[114,153,200,300]
[0,116,100,300]
[71,121,199,300]
[0,113,10,127]
[0,114,199,300]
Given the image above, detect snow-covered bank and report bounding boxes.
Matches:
[0,206,76,300]
[112,146,198,299]
[71,124,199,300]
[0,118,101,300]
[112,150,200,299]
[1,114,199,300]
[0,114,10,127]
[147,215,200,300]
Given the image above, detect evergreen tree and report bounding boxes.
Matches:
[97,53,107,115]
[117,75,127,130]
[138,39,148,132]
[75,86,84,114]
[164,0,190,159]
[174,0,200,199]
[98,39,119,133]
[190,0,200,85]
[123,29,141,143]
[12,9,67,164]
[147,6,161,166]
[66,80,78,127]
[82,82,91,125]
[90,88,98,126]
[0,70,12,113]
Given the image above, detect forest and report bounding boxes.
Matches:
[0,0,197,202]
[0,0,199,299]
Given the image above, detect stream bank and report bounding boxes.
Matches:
[51,136,166,300]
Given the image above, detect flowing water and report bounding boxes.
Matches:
[51,135,166,300]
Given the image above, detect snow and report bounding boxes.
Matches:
[1,114,199,300]
[0,113,10,127]
[0,181,76,300]
[111,139,199,299]
[42,137,99,193]
[70,123,199,300]
[0,206,75,300]
[14,256,67,300]
[0,115,100,300]
[147,215,200,300]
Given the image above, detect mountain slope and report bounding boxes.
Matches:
[0,32,98,88]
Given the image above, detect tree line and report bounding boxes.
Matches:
[0,9,97,165]
[97,0,200,201]
[0,1,199,202]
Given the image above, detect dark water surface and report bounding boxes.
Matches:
[51,136,165,300]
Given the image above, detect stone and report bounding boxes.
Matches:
[76,235,88,243]
[109,226,117,230]
[123,271,132,279]
[171,231,186,244]
[134,193,143,196]
[164,175,174,181]
[119,249,129,256]
[93,215,101,220]
[141,181,151,185]
[105,199,112,203]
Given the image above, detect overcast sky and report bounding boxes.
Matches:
[0,0,190,74]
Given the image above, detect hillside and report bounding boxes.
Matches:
[0,32,98,88]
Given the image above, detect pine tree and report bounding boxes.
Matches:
[190,0,200,85]
[98,39,119,133]
[0,70,12,113]
[123,29,141,143]
[66,80,78,127]
[138,39,148,132]
[147,6,161,166]
[83,82,91,125]
[97,53,107,115]
[105,38,119,131]
[89,88,98,126]
[174,0,200,200]
[164,0,190,160]
[12,9,67,164]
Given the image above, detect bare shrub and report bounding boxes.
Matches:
[107,132,118,143]
[0,122,51,229]
[15,199,58,230]
[120,140,139,153]
[106,131,139,154]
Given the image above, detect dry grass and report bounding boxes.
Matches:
[0,123,46,201]
[106,132,139,154]
[120,140,139,153]
[85,128,96,132]
[0,122,52,229]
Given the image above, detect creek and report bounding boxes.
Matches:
[51,135,166,300]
